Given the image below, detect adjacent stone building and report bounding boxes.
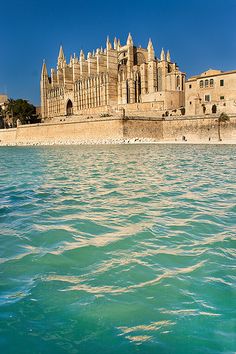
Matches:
[0,94,8,109]
[185,69,236,116]
[41,34,185,119]
[0,94,9,128]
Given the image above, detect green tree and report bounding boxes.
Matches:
[218,112,230,141]
[6,99,37,126]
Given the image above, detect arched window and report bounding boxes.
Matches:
[205,79,209,88]
[66,100,73,116]
[210,79,214,87]
[200,80,203,88]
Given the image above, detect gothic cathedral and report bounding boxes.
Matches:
[40,34,185,118]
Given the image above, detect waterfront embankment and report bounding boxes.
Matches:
[0,115,235,145]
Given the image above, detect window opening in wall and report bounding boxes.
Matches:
[181,76,184,90]
[220,96,225,100]
[210,79,214,87]
[138,75,141,102]
[177,76,180,88]
[189,101,192,105]
[66,99,73,116]
[205,95,210,102]
[200,80,203,88]
[212,104,217,114]
[220,79,224,86]
[189,84,192,89]
[126,80,130,103]
[205,80,209,88]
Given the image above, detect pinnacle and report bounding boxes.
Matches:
[58,45,65,59]
[161,48,165,61]
[127,33,133,45]
[166,50,171,62]
[148,38,153,47]
[41,60,48,77]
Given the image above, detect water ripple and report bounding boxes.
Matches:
[0,145,235,354]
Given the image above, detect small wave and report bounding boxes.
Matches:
[204,277,233,286]
[125,335,152,344]
[118,320,175,334]
[44,260,206,295]
[0,282,35,306]
[160,308,221,317]
[117,320,175,345]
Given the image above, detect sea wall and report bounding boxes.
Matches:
[162,116,236,142]
[0,118,123,145]
[0,128,17,144]
[0,115,235,145]
[123,118,163,140]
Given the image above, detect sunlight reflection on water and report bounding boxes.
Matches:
[0,144,235,354]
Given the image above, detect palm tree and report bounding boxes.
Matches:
[218,112,230,141]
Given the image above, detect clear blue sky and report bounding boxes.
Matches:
[0,0,235,106]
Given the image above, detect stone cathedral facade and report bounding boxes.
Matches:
[40,34,185,119]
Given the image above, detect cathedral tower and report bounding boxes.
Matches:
[40,61,49,118]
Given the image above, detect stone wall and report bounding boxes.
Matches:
[0,119,123,144]
[0,116,235,145]
[46,101,185,122]
[163,116,236,142]
[0,128,17,144]
[141,91,185,110]
[123,118,163,140]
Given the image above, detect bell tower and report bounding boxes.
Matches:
[40,60,49,118]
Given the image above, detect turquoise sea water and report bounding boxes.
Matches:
[0,144,235,354]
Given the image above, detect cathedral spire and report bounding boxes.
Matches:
[148,38,153,48]
[127,33,133,46]
[57,45,66,68]
[147,38,155,61]
[160,48,165,61]
[114,37,117,50]
[80,49,85,60]
[69,54,73,66]
[166,50,171,62]
[40,60,49,119]
[41,60,48,79]
[58,45,65,60]
[106,36,112,50]
[117,39,121,50]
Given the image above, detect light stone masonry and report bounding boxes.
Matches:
[185,69,236,116]
[41,34,185,119]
